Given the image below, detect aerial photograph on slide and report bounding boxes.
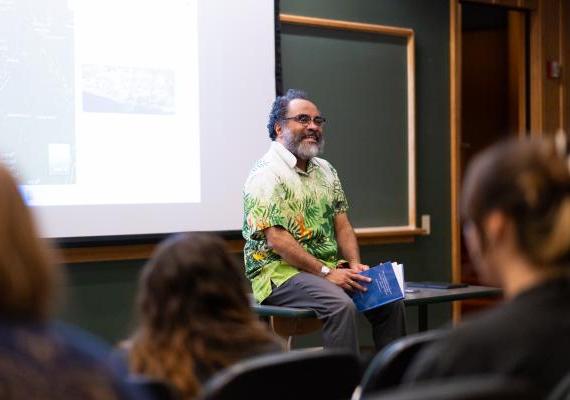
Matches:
[0,0,75,185]
[81,65,176,115]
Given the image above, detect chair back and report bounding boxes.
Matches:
[353,329,448,399]
[548,371,570,400]
[198,349,360,400]
[127,374,180,400]
[362,376,541,400]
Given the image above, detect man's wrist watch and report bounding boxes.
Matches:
[319,265,331,277]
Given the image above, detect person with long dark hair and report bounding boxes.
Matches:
[126,233,282,399]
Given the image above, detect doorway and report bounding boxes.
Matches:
[451,0,530,318]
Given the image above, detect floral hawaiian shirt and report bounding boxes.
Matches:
[243,141,349,303]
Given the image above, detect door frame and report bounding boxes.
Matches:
[448,0,564,321]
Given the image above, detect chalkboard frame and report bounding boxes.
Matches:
[280,14,422,242]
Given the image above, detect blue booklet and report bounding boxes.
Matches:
[350,262,405,312]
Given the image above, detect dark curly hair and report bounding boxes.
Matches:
[267,89,309,140]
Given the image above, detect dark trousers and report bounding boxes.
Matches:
[263,272,407,353]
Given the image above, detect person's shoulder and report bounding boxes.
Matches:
[244,159,279,189]
[250,156,274,175]
[311,157,336,174]
[406,288,570,385]
[52,321,114,359]
[312,156,332,167]
[455,296,535,339]
[437,304,518,351]
[403,325,485,384]
[405,303,529,383]
[0,321,141,400]
[244,154,273,185]
[51,323,148,399]
[247,144,283,175]
[244,146,293,191]
[0,320,113,362]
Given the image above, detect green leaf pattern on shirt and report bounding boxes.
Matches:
[242,145,348,283]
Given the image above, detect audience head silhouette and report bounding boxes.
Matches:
[404,136,570,397]
[461,136,570,293]
[128,233,281,399]
[0,163,136,400]
[0,164,61,320]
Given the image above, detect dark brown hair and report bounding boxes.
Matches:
[461,137,570,268]
[128,233,280,399]
[0,164,62,320]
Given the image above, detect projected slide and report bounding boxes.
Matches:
[0,0,75,185]
[1,0,200,205]
[0,0,275,238]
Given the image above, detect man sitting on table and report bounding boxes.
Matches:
[242,89,407,353]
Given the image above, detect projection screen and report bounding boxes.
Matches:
[0,0,276,238]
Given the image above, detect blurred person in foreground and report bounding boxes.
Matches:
[124,233,283,399]
[404,135,570,396]
[0,163,138,399]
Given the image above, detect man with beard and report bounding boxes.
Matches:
[243,89,406,353]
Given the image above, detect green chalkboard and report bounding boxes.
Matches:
[280,19,414,228]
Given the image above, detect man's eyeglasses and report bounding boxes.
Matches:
[283,114,327,127]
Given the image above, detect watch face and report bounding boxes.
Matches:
[320,266,330,276]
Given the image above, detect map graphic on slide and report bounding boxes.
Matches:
[82,65,176,115]
[0,0,75,185]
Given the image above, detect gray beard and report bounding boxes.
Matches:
[282,131,325,161]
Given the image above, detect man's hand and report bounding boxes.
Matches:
[325,268,371,292]
[348,262,369,272]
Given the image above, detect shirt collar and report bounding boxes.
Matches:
[271,141,298,169]
[270,141,319,174]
